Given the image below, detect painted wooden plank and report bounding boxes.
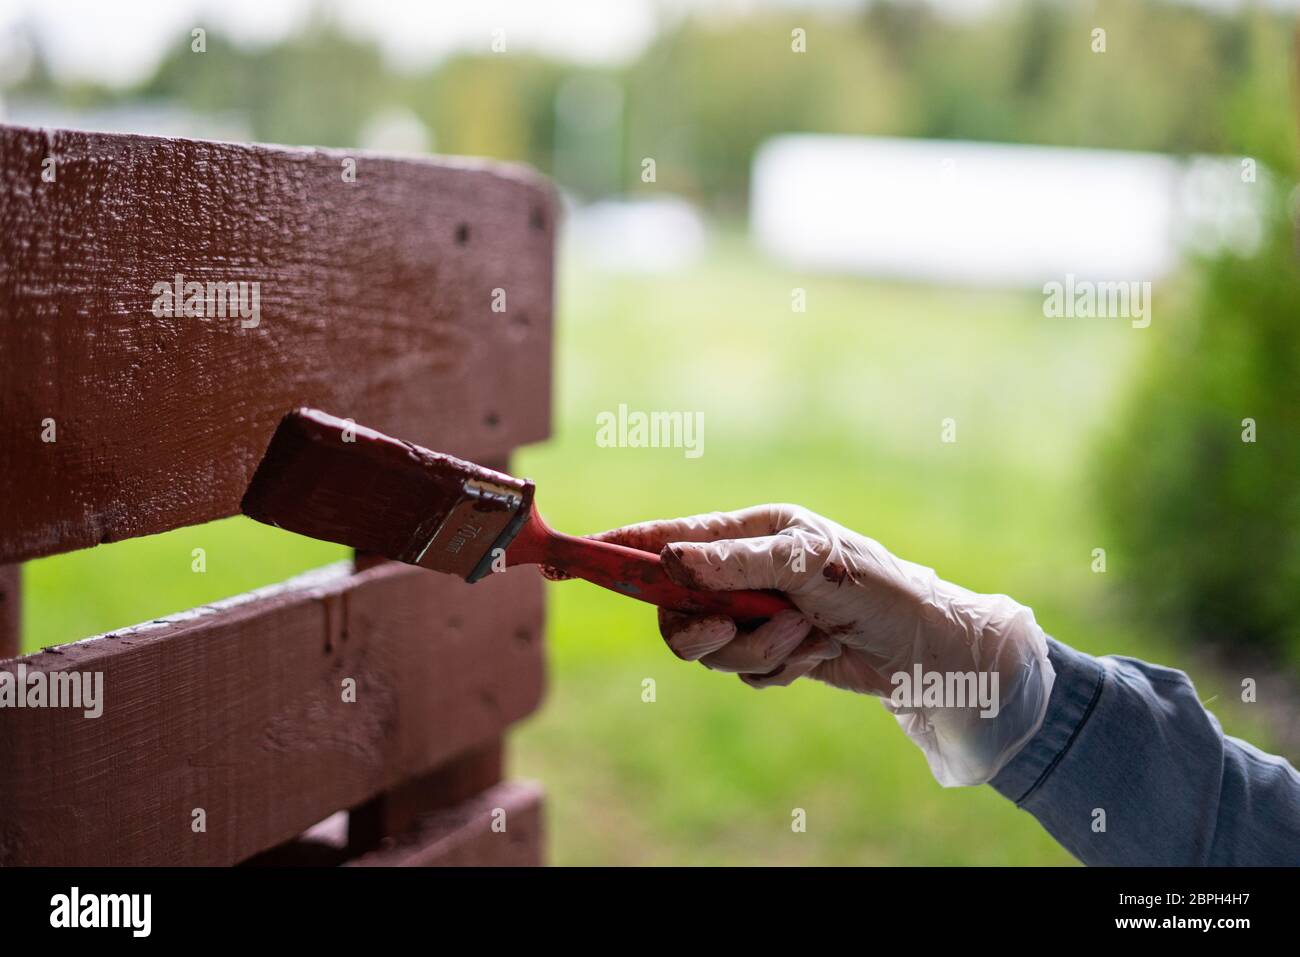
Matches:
[245,742,506,865]
[348,739,503,854]
[344,780,543,867]
[240,811,351,867]
[0,565,18,659]
[0,560,545,865]
[0,124,555,563]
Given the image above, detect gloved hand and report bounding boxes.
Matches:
[581,504,1056,787]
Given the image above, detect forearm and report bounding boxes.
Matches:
[990,638,1300,865]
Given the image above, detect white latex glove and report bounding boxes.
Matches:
[586,504,1056,787]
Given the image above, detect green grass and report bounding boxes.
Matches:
[21,519,348,650]
[21,236,1279,865]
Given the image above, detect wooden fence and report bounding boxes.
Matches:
[0,124,554,866]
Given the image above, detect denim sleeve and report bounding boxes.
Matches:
[989,637,1300,865]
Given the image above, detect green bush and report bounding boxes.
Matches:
[1097,198,1300,666]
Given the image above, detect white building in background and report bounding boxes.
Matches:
[750,134,1265,286]
[564,194,709,274]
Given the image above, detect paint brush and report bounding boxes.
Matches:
[241,408,794,620]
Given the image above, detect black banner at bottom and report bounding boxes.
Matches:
[0,864,1286,943]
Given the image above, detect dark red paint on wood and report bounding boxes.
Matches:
[348,739,504,854]
[0,124,555,564]
[0,125,553,867]
[0,564,19,659]
[0,560,544,865]
[344,780,543,867]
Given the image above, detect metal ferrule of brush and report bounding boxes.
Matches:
[413,475,536,583]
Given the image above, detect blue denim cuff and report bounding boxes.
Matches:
[990,636,1106,804]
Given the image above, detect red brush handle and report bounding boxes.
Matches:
[506,509,794,621]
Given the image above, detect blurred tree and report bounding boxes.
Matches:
[623,15,906,211]
[410,53,566,168]
[142,15,388,148]
[7,0,1296,207]
[1096,15,1299,665]
[1097,201,1300,664]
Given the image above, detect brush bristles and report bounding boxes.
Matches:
[241,408,519,567]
